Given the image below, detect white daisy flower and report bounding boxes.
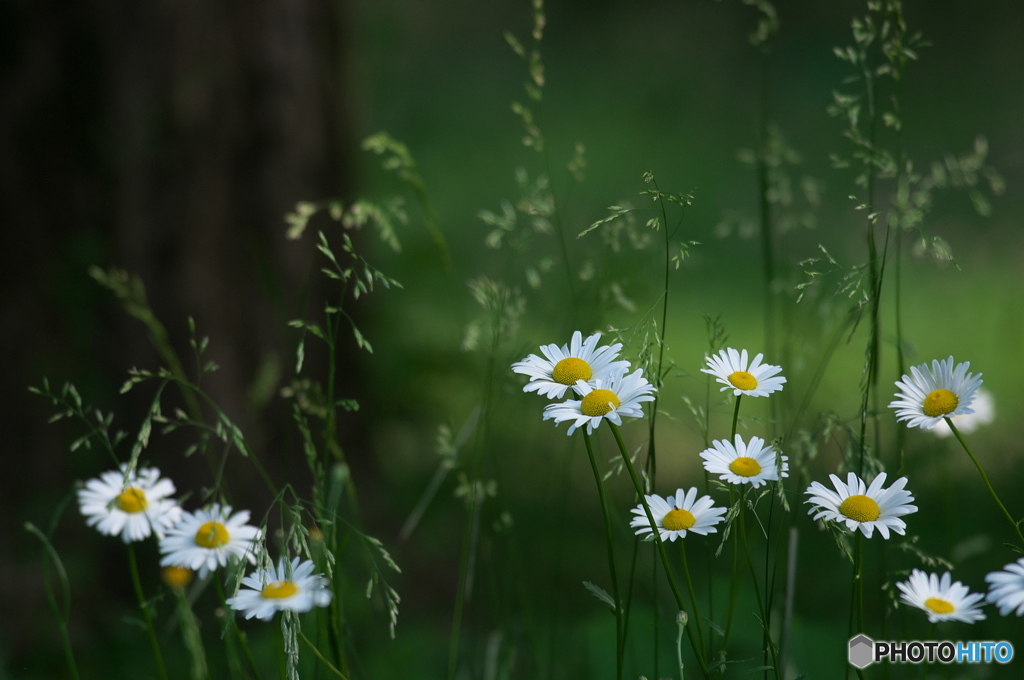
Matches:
[804,472,917,539]
[77,465,182,543]
[226,557,333,621]
[896,569,986,624]
[511,330,632,399]
[159,504,262,578]
[542,368,655,436]
[932,388,994,438]
[889,356,983,430]
[985,557,1024,617]
[699,435,788,488]
[630,487,727,542]
[701,348,786,398]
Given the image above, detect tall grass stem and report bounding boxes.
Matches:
[607,421,709,678]
[126,544,169,680]
[583,431,625,680]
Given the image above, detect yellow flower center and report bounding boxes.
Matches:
[261,580,298,599]
[115,488,148,513]
[922,389,959,417]
[580,389,620,417]
[663,508,696,531]
[839,495,881,522]
[194,521,230,548]
[552,357,593,385]
[728,371,757,391]
[924,597,955,614]
[728,457,762,477]
[162,565,194,589]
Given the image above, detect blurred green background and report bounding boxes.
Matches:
[3,0,1023,678]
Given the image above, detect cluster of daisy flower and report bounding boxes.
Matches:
[76,463,331,621]
[515,336,1021,626]
[513,336,794,541]
[636,348,793,540]
[512,330,654,436]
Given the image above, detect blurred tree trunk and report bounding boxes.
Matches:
[0,0,359,661]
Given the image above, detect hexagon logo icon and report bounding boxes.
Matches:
[849,634,874,669]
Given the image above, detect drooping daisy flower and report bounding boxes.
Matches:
[896,569,986,624]
[226,557,333,621]
[77,465,182,543]
[511,331,632,399]
[985,557,1024,617]
[804,472,917,539]
[699,435,788,488]
[932,388,995,438]
[889,356,983,430]
[159,504,262,578]
[542,368,655,436]
[701,348,786,398]
[630,487,727,542]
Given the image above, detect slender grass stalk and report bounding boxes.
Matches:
[214,577,264,680]
[583,431,625,680]
[678,540,706,656]
[544,147,579,326]
[126,544,169,680]
[761,487,779,680]
[25,522,81,680]
[170,585,210,680]
[946,419,1024,548]
[652,547,661,680]
[845,533,867,680]
[756,50,778,442]
[854,533,864,633]
[447,474,480,680]
[894,226,907,477]
[779,526,798,674]
[619,534,643,673]
[720,393,745,663]
[299,629,349,680]
[737,497,781,680]
[448,353,498,680]
[730,396,742,440]
[701,354,718,662]
[720,488,740,655]
[644,175,676,485]
[607,421,709,679]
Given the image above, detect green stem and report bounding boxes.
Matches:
[678,540,706,657]
[215,578,264,680]
[645,175,675,486]
[854,533,864,633]
[676,611,688,680]
[583,431,624,680]
[848,533,867,680]
[299,629,349,679]
[25,522,81,680]
[607,421,709,679]
[738,498,781,680]
[947,419,1024,548]
[721,488,740,653]
[127,544,169,680]
[730,395,742,440]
